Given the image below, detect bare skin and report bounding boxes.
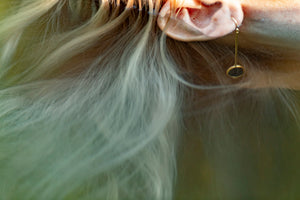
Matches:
[240,0,300,51]
[237,0,300,89]
[159,0,300,89]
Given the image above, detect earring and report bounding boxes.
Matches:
[226,17,245,79]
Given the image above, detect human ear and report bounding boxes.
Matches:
[157,0,244,41]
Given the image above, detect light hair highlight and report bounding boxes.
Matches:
[0,0,299,199]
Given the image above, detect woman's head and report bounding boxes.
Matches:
[0,0,299,199]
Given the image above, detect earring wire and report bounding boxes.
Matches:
[232,17,240,67]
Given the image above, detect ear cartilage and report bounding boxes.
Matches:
[226,17,245,79]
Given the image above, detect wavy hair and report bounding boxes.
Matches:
[0,0,299,199]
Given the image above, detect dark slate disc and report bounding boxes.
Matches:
[226,65,245,79]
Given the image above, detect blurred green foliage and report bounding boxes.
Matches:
[0,1,9,18]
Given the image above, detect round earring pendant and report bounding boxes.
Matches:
[226,65,245,79]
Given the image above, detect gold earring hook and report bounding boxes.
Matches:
[232,17,240,67]
[226,17,245,79]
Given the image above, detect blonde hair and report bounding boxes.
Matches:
[0,0,299,199]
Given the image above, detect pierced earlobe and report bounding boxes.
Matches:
[157,0,244,42]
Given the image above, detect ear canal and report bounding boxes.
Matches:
[157,0,244,42]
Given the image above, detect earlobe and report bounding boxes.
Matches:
[157,0,244,42]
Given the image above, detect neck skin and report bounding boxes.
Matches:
[217,0,300,89]
[241,0,300,51]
